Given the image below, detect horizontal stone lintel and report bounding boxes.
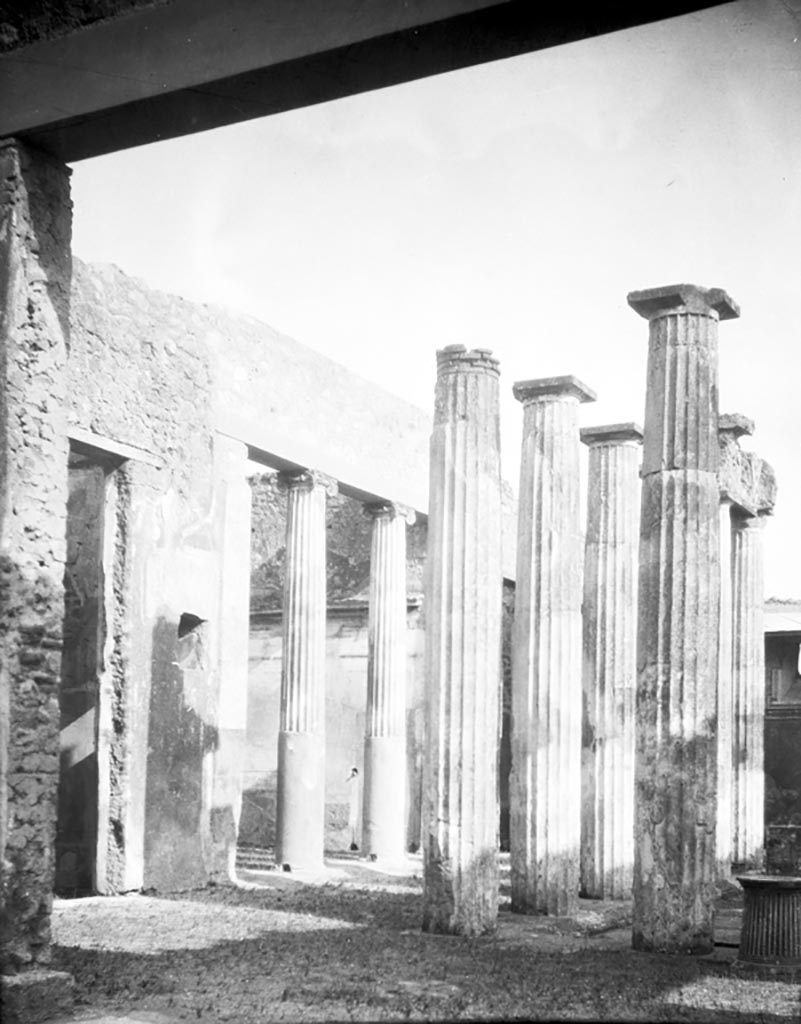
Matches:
[581,422,643,445]
[627,283,740,321]
[513,375,596,404]
[67,426,162,466]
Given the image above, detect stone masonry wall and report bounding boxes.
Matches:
[0,140,72,970]
[67,259,220,892]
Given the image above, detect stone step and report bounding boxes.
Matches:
[236,846,275,871]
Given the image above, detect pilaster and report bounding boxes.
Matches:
[629,283,738,954]
[510,375,596,916]
[580,423,642,900]
[422,345,503,936]
[275,468,337,870]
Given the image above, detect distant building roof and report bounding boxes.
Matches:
[765,599,801,634]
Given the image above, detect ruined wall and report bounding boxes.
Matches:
[67,259,220,892]
[0,140,72,969]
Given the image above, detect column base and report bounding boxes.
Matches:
[362,734,406,860]
[275,730,325,871]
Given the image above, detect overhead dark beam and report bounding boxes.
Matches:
[3,0,728,163]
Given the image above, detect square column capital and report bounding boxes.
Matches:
[627,283,740,321]
[719,412,755,439]
[581,422,643,446]
[513,375,596,405]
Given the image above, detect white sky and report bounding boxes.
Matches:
[70,0,801,598]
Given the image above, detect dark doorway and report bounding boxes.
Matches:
[55,447,118,894]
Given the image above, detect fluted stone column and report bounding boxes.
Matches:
[732,511,767,869]
[580,423,642,901]
[716,412,755,876]
[275,469,337,870]
[717,495,735,876]
[630,283,739,954]
[362,501,415,861]
[511,375,596,917]
[422,345,503,936]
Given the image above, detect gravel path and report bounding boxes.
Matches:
[47,857,800,1023]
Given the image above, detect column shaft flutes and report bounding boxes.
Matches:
[362,502,413,861]
[629,284,739,954]
[732,513,766,868]
[511,375,595,917]
[275,469,336,870]
[580,423,642,900]
[422,345,503,937]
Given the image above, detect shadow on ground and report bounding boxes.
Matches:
[48,857,801,1023]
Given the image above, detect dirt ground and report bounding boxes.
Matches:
[46,855,800,1023]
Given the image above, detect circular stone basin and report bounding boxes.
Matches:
[736,874,801,967]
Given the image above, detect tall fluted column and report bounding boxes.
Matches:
[732,511,766,869]
[580,423,642,901]
[362,501,415,861]
[511,375,596,917]
[422,345,503,937]
[275,469,337,870]
[629,283,739,954]
[717,496,734,875]
[717,412,756,877]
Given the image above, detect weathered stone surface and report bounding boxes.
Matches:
[362,503,414,861]
[629,283,735,954]
[511,375,595,917]
[719,413,776,516]
[580,423,641,900]
[732,512,767,869]
[422,346,502,936]
[275,470,337,870]
[0,968,75,1024]
[717,498,735,876]
[0,139,71,971]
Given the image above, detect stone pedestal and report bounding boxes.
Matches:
[580,423,642,901]
[422,345,503,936]
[735,875,801,972]
[629,283,739,954]
[0,140,72,971]
[510,375,595,917]
[362,501,414,861]
[275,469,337,870]
[732,512,766,869]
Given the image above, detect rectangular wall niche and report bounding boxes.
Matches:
[56,445,123,894]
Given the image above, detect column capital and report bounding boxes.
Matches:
[719,412,755,440]
[363,501,416,526]
[513,375,596,405]
[581,422,643,446]
[627,283,740,322]
[436,344,499,376]
[277,468,338,497]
